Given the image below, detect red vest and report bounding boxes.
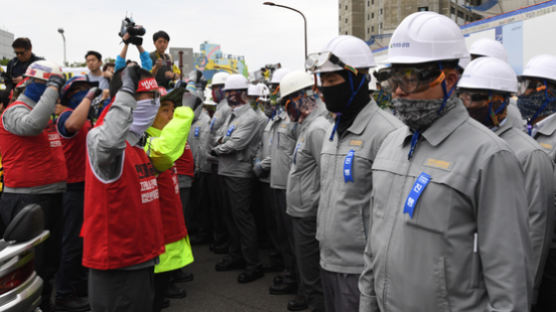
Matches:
[157,166,188,244]
[0,101,67,188]
[81,104,165,270]
[57,108,92,184]
[175,143,194,176]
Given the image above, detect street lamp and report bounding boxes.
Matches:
[263,2,308,60]
[57,28,67,66]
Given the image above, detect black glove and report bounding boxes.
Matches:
[181,92,202,111]
[120,65,141,95]
[210,148,218,157]
[46,74,66,89]
[84,87,102,101]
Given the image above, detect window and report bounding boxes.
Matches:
[345,18,348,23]
[368,14,370,20]
[372,0,374,4]
[367,27,370,34]
[345,31,348,35]
[372,12,374,18]
[418,6,429,11]
[457,10,464,18]
[345,5,348,10]
[380,8,383,15]
[372,26,374,32]
[450,7,455,14]
[368,1,370,6]
[380,22,383,29]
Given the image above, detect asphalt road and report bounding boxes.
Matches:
[166,244,293,312]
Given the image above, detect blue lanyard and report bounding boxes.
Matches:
[403,172,431,218]
[194,126,200,137]
[226,124,236,136]
[210,118,216,130]
[343,149,355,183]
[408,131,420,160]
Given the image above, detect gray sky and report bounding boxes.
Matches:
[2,0,339,72]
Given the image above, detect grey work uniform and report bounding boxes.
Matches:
[286,104,331,311]
[359,101,531,312]
[507,97,524,129]
[495,119,554,304]
[213,103,264,269]
[531,112,556,310]
[317,100,402,311]
[269,109,298,278]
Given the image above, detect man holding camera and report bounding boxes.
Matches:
[150,31,179,89]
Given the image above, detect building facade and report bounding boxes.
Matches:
[338,0,533,48]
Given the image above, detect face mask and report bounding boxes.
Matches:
[392,96,458,131]
[23,82,47,102]
[517,92,552,122]
[226,91,244,107]
[212,88,225,103]
[262,101,275,118]
[248,98,258,110]
[467,105,492,127]
[321,80,354,113]
[130,98,161,135]
[68,90,88,109]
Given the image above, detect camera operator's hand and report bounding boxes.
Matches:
[84,87,102,101]
[46,74,66,90]
[122,33,131,45]
[120,65,140,95]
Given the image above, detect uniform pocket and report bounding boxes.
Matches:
[433,256,452,312]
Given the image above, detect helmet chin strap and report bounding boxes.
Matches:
[437,62,457,114]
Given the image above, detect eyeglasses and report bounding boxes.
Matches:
[385,66,444,94]
[305,52,358,75]
[517,77,545,96]
[14,50,27,56]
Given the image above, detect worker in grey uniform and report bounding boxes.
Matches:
[517,54,556,311]
[268,68,302,296]
[458,56,554,307]
[282,70,331,312]
[0,60,67,311]
[305,35,403,312]
[211,74,265,283]
[207,71,232,253]
[468,38,524,128]
[359,12,531,312]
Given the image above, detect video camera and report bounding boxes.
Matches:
[118,17,146,46]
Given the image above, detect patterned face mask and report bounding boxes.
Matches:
[392,96,458,131]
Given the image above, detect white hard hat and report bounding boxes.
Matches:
[203,99,217,106]
[458,57,517,93]
[24,60,63,81]
[469,38,508,62]
[211,72,230,86]
[307,35,375,73]
[520,54,556,82]
[270,68,290,84]
[247,84,258,96]
[223,74,249,91]
[369,65,386,91]
[248,83,270,97]
[387,12,468,64]
[279,70,314,100]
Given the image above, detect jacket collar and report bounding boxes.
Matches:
[345,100,378,136]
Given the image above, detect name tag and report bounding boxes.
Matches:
[226,124,236,136]
[210,118,216,130]
[349,140,363,147]
[424,158,451,170]
[293,142,302,165]
[343,149,355,183]
[540,143,553,150]
[194,126,200,137]
[403,172,431,218]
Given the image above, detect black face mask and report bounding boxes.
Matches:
[321,80,354,113]
[467,105,494,128]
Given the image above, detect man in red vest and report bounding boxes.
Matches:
[0,59,67,311]
[81,65,165,312]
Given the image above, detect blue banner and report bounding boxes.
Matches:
[343,150,355,183]
[403,172,431,218]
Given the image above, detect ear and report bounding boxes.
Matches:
[444,69,460,92]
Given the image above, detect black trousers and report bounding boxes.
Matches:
[202,172,228,247]
[56,183,88,298]
[535,249,556,311]
[221,175,260,270]
[0,192,63,309]
[261,182,282,265]
[292,216,324,310]
[153,271,172,312]
[89,267,154,312]
[271,188,296,276]
[320,269,360,312]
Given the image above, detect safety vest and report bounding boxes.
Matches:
[157,166,188,244]
[0,101,67,188]
[57,108,92,184]
[81,103,165,270]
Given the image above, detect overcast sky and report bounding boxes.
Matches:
[1,0,339,72]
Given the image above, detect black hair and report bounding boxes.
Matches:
[85,50,102,62]
[102,62,115,72]
[109,66,154,98]
[12,37,31,50]
[152,31,170,43]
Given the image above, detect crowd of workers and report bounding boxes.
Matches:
[0,10,555,312]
